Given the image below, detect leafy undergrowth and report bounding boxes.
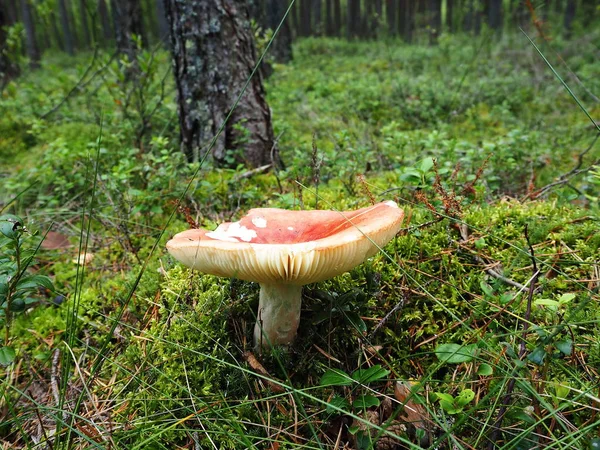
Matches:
[1,33,600,449]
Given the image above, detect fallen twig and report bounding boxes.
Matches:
[243,351,285,393]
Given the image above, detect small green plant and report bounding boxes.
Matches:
[434,388,475,415]
[0,215,53,366]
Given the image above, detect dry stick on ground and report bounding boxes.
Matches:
[523,133,600,201]
[487,225,541,449]
[458,223,530,292]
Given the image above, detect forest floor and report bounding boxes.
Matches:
[1,32,600,449]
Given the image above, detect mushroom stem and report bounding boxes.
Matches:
[254,283,303,348]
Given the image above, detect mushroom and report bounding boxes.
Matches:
[166,201,404,348]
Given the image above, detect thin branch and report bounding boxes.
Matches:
[523,133,600,200]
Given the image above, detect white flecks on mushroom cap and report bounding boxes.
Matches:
[252,216,268,228]
[206,222,258,243]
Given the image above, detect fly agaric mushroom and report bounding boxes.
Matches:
[166,201,404,348]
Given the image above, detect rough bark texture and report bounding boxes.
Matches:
[164,0,277,168]
[20,0,40,69]
[58,0,75,55]
[0,2,20,89]
[112,0,145,61]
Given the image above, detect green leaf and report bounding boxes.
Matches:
[0,346,16,366]
[348,425,360,435]
[320,369,353,386]
[455,389,475,407]
[434,392,454,404]
[420,157,435,173]
[435,343,477,364]
[352,365,390,384]
[555,339,572,356]
[326,396,351,414]
[353,394,380,410]
[527,346,547,365]
[480,281,494,298]
[557,293,575,304]
[16,275,54,291]
[9,298,25,312]
[345,311,367,334]
[476,363,493,376]
[0,215,21,239]
[535,298,560,310]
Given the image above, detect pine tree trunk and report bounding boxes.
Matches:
[300,0,312,36]
[58,0,75,55]
[20,0,40,69]
[164,0,277,168]
[398,0,411,42]
[313,0,322,35]
[112,0,145,62]
[325,0,334,35]
[428,0,442,43]
[97,0,112,44]
[79,0,91,47]
[564,0,575,36]
[333,0,341,36]
[347,0,360,38]
[266,0,292,63]
[386,0,396,36]
[155,0,169,43]
[446,0,454,32]
[487,0,502,30]
[0,2,20,88]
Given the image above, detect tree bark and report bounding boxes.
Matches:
[428,0,442,43]
[20,0,40,69]
[155,0,169,43]
[325,0,333,35]
[347,0,360,38]
[398,0,411,42]
[386,0,396,36]
[58,0,75,55]
[79,0,91,47]
[564,0,575,36]
[446,0,453,32]
[98,0,112,44]
[313,0,322,35]
[164,0,277,168]
[0,2,20,88]
[112,0,145,62]
[266,0,292,63]
[487,0,502,30]
[333,0,341,36]
[300,0,312,36]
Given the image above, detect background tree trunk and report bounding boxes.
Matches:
[333,0,341,36]
[487,0,502,30]
[398,0,411,42]
[155,0,169,43]
[313,0,322,35]
[446,0,454,32]
[98,0,112,44]
[386,0,396,35]
[300,0,312,36]
[20,0,40,69]
[266,0,292,63]
[112,0,145,62]
[164,0,276,167]
[347,0,360,38]
[564,0,575,36]
[428,0,442,43]
[325,0,334,35]
[0,2,20,88]
[79,0,91,47]
[58,0,75,55]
